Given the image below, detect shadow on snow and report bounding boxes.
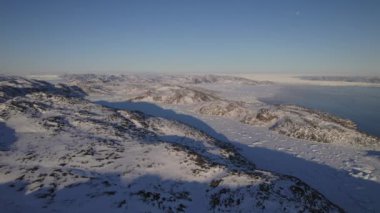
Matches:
[95,100,380,212]
[1,100,379,212]
[0,122,17,151]
[96,100,229,142]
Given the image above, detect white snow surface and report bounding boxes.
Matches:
[1,74,379,212]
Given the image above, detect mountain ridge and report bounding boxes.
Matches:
[0,76,343,212]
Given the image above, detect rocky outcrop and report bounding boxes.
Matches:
[131,85,220,105]
[198,101,379,149]
[0,76,342,212]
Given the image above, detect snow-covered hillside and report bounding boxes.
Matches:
[198,102,380,149]
[131,85,219,104]
[61,74,269,102]
[0,76,344,212]
[59,74,380,212]
[63,74,380,149]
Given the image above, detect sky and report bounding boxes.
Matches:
[0,0,379,75]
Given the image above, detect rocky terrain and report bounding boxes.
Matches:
[62,74,270,86]
[131,85,220,105]
[62,74,380,149]
[198,102,380,149]
[0,76,343,212]
[61,74,268,102]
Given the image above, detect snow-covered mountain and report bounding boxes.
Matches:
[62,74,271,86]
[62,74,380,149]
[130,85,220,105]
[0,76,344,212]
[198,102,380,149]
[61,74,270,102]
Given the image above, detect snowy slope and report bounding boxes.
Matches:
[0,76,343,212]
[58,74,380,212]
[198,102,380,149]
[63,74,380,149]
[192,114,380,212]
[61,74,269,102]
[131,85,220,104]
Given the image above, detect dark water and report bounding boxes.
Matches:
[260,85,380,138]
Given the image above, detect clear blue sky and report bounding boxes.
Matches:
[1,0,379,75]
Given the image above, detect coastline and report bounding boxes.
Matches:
[230,74,380,87]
